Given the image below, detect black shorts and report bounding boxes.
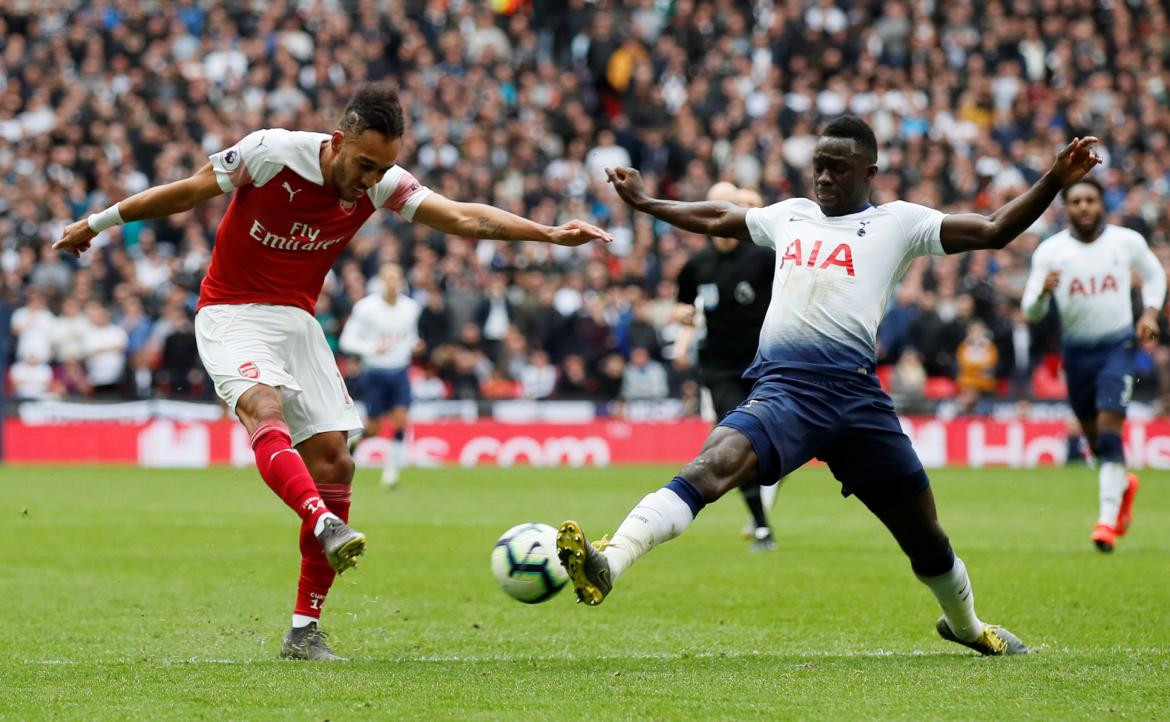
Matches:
[701,366,755,419]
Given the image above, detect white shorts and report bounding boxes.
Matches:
[195,304,362,445]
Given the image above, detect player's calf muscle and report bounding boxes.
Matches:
[680,428,758,500]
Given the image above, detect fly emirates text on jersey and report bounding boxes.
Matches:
[248,218,344,252]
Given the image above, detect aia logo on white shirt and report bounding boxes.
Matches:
[282,181,302,203]
[1067,274,1120,297]
[780,239,856,276]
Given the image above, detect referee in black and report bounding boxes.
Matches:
[675,182,781,551]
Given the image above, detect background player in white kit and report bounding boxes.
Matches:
[556,116,1101,656]
[1021,178,1165,552]
[53,83,609,660]
[340,262,421,488]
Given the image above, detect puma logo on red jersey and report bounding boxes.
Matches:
[780,239,856,276]
[282,181,302,202]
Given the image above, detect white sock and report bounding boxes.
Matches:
[291,614,318,628]
[392,439,407,468]
[1098,461,1127,527]
[761,481,779,511]
[384,441,402,475]
[916,556,984,642]
[313,512,341,537]
[603,488,694,582]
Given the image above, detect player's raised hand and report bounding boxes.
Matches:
[606,167,649,209]
[548,219,612,247]
[53,219,98,258]
[1050,137,1102,185]
[1042,270,1061,295]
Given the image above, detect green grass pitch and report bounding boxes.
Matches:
[4,464,1169,720]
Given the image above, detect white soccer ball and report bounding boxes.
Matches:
[490,522,569,604]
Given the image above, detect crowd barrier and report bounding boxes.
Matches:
[7,418,1170,468]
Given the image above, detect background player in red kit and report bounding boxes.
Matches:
[53,83,610,660]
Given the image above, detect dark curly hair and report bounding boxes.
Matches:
[339,82,404,138]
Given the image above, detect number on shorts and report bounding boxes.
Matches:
[1120,374,1134,405]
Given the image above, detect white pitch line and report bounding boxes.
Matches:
[21,646,1170,666]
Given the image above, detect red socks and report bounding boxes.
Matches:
[251,420,332,529]
[294,482,352,619]
[251,420,355,623]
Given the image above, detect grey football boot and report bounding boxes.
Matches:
[936,617,1028,656]
[316,516,366,574]
[280,622,345,661]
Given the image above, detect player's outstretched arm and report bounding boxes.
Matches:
[411,193,611,247]
[606,167,752,242]
[939,137,1102,254]
[54,163,226,258]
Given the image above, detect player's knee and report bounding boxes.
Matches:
[238,385,284,425]
[330,453,356,485]
[306,447,355,486]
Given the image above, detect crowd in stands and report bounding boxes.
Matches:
[4,0,1170,415]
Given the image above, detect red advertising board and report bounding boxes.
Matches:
[7,417,1170,469]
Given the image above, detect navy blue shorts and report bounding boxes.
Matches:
[1063,336,1135,421]
[718,370,929,507]
[362,367,412,417]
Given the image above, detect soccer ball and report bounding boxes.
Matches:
[490,522,569,604]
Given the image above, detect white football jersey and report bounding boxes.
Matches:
[1021,225,1166,345]
[744,197,946,377]
[339,293,421,370]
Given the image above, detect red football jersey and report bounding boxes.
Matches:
[198,129,431,314]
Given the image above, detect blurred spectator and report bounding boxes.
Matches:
[11,289,54,362]
[152,305,201,397]
[555,354,595,400]
[956,322,999,414]
[81,302,128,397]
[445,347,486,401]
[621,346,669,400]
[51,297,89,364]
[478,274,514,357]
[908,293,953,377]
[890,348,928,414]
[10,348,59,400]
[877,284,919,364]
[597,353,626,402]
[519,349,557,400]
[418,292,452,355]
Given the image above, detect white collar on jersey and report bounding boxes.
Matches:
[274,130,330,185]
